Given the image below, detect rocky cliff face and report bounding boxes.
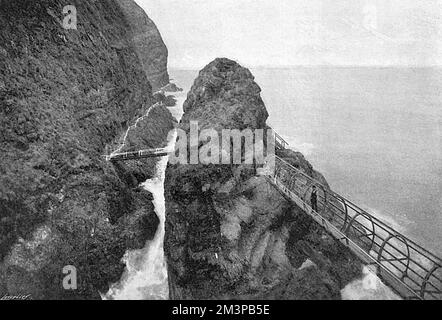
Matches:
[0,0,173,299]
[115,0,169,90]
[164,58,362,300]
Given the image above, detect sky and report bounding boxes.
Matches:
[134,0,442,69]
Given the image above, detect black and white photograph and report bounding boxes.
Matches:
[0,0,441,307]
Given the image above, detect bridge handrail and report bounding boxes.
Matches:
[271,175,424,298]
[274,155,442,265]
[106,147,169,159]
[102,124,441,298]
[274,131,288,148]
[274,155,441,299]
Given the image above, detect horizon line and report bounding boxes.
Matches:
[169,64,442,71]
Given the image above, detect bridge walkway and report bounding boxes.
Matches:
[103,129,442,300]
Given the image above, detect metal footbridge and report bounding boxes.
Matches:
[103,148,170,161]
[272,134,441,300]
[104,130,442,300]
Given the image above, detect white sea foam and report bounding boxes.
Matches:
[104,153,171,300]
[103,91,186,300]
[341,266,401,300]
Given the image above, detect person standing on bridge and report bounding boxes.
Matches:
[311,186,318,212]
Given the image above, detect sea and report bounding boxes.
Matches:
[170,66,442,257]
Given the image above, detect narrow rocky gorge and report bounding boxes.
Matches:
[0,1,364,300]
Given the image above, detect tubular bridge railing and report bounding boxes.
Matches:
[270,154,442,300]
[102,126,441,300]
[103,148,169,162]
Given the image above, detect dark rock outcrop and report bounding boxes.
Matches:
[115,0,169,90]
[0,0,173,299]
[153,91,177,107]
[164,58,361,300]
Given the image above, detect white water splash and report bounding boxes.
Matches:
[104,154,172,299]
[103,91,185,300]
[341,266,401,300]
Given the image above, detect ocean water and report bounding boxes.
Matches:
[170,67,442,257]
